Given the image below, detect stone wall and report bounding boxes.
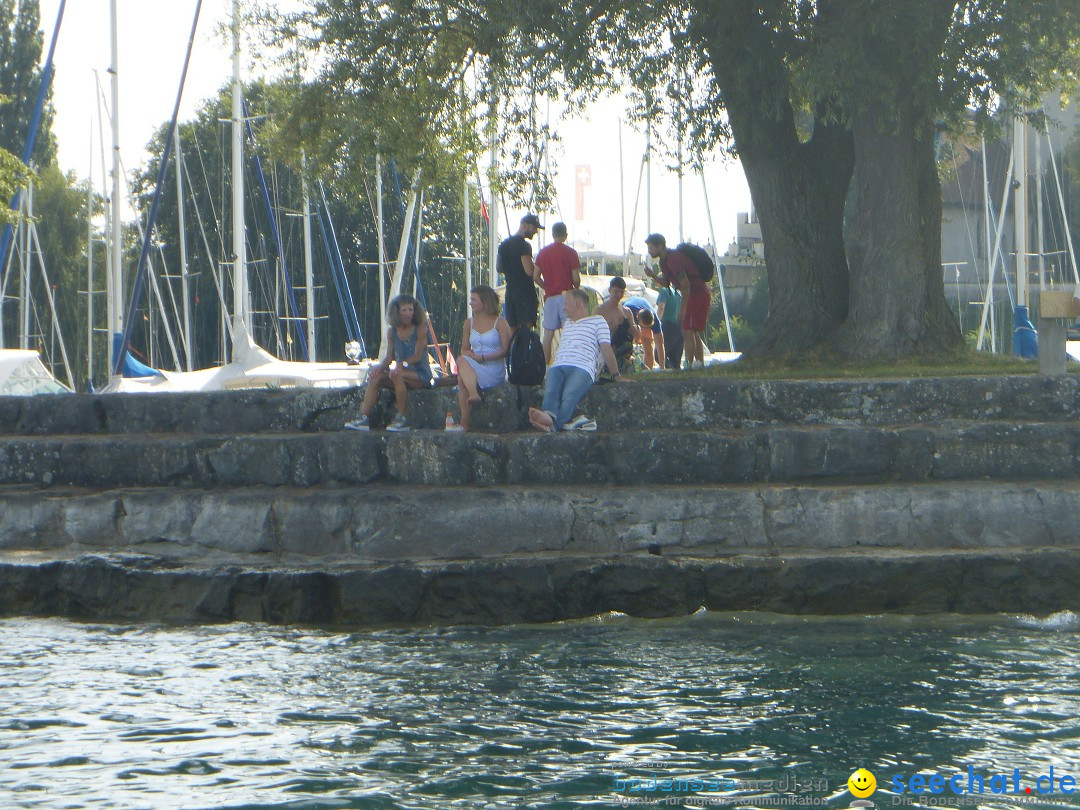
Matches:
[1,375,1078,626]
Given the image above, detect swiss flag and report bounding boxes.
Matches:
[575,165,591,221]
[480,199,490,223]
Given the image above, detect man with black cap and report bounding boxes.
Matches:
[498,213,544,335]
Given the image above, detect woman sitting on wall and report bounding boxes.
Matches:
[344,294,433,432]
[451,285,511,432]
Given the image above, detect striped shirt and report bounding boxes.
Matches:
[553,315,610,380]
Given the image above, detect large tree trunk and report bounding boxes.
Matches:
[743,123,852,356]
[831,1,962,359]
[697,2,853,356]
[833,106,961,358]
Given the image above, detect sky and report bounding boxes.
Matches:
[38,0,752,257]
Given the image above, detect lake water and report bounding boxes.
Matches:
[2,612,1080,809]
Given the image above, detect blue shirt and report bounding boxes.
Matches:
[623,296,661,334]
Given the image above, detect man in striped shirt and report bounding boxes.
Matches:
[528,288,631,432]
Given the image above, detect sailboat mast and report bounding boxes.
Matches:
[1013,115,1028,310]
[463,178,472,290]
[87,129,94,384]
[488,92,498,288]
[302,152,316,361]
[1035,128,1045,292]
[231,0,249,340]
[645,117,652,236]
[108,0,123,366]
[20,182,31,349]
[377,151,387,345]
[175,128,193,370]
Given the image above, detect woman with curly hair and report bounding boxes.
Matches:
[344,294,433,431]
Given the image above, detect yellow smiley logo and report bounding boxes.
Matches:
[848,768,877,798]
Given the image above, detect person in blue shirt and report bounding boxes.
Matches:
[623,295,665,370]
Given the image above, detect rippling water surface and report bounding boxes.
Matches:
[3,612,1080,809]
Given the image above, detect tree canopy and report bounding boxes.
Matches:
[273,0,1080,360]
[0,0,56,168]
[131,82,481,370]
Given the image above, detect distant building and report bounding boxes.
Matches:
[717,209,765,316]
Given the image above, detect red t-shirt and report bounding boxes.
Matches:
[534,242,581,299]
[661,249,708,294]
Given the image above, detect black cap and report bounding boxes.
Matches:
[644,233,665,246]
[521,213,545,229]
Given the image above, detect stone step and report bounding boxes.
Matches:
[2,546,1078,626]
[4,375,1080,436]
[2,480,1077,560]
[3,421,1080,489]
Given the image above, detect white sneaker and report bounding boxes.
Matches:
[343,415,370,431]
[562,415,597,431]
[385,415,410,432]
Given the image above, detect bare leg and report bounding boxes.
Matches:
[457,360,480,431]
[640,330,654,369]
[361,369,388,415]
[458,359,481,404]
[685,330,705,365]
[542,329,555,364]
[655,332,666,369]
[389,369,409,415]
[457,383,470,431]
[682,329,700,366]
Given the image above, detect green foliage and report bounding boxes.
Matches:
[271,0,704,206]
[700,347,1039,380]
[270,0,1080,249]
[131,80,482,369]
[0,133,28,221]
[743,273,770,340]
[31,164,100,387]
[0,164,98,389]
[0,0,56,167]
[706,313,754,354]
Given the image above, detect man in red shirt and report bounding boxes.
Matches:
[644,233,711,369]
[533,221,581,363]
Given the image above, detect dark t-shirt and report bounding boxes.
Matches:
[498,235,534,288]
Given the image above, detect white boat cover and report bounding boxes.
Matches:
[0,350,72,395]
[104,328,374,393]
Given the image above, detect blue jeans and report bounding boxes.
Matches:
[542,365,594,430]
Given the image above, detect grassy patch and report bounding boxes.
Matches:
[663,349,1055,380]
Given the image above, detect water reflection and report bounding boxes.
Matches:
[1,613,1079,808]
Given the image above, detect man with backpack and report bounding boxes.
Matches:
[643,233,712,369]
